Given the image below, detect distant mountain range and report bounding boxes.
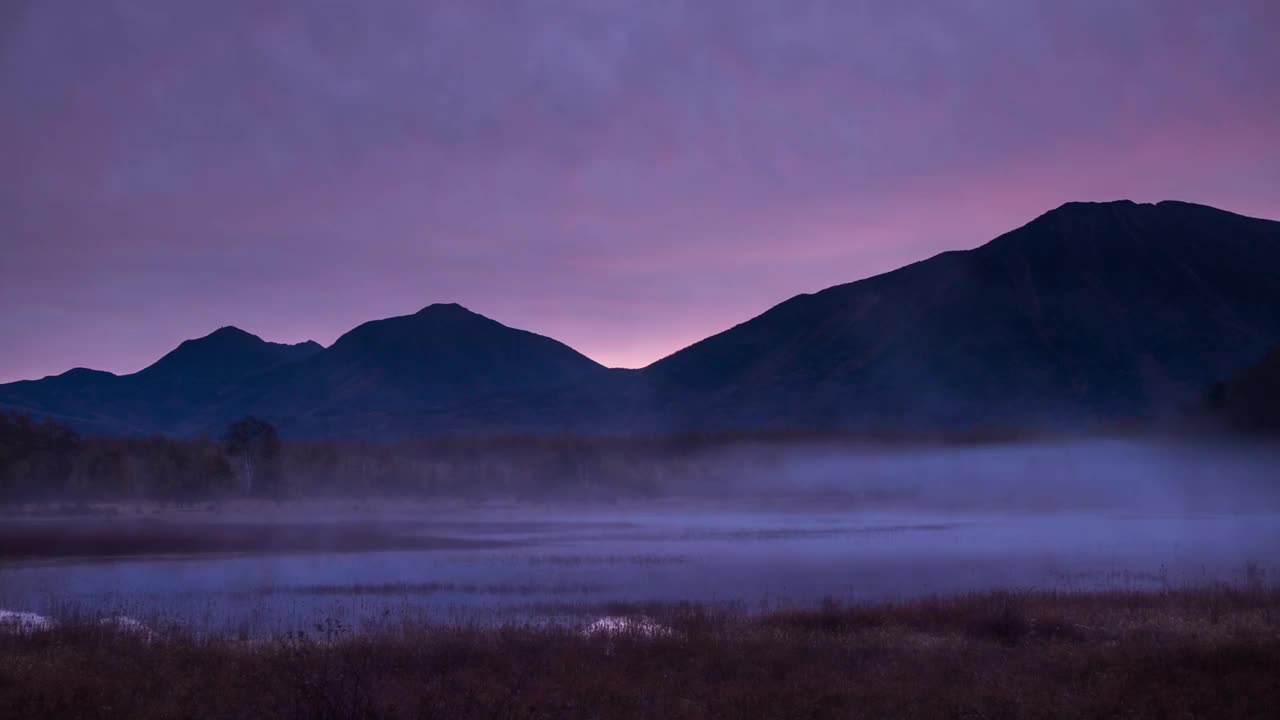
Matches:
[0,327,323,435]
[3,200,1279,438]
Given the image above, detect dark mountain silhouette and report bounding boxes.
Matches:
[0,306,607,436]
[638,200,1280,431]
[0,368,133,435]
[0,328,322,433]
[2,200,1277,437]
[136,326,321,386]
[207,303,609,436]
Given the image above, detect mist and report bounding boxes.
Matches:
[675,436,1280,513]
[3,432,1277,638]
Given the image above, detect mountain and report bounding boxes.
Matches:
[136,326,322,386]
[211,303,609,436]
[2,200,1278,438]
[638,200,1280,431]
[0,368,134,435]
[0,328,323,433]
[0,305,608,437]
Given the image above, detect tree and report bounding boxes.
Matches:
[0,411,79,501]
[221,417,282,496]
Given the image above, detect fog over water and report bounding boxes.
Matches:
[2,439,1277,635]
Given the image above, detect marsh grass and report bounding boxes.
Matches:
[2,586,1278,719]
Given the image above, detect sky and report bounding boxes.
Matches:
[2,0,1278,382]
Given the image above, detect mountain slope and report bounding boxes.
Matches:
[640,200,1280,430]
[136,326,322,386]
[0,328,323,433]
[205,304,609,436]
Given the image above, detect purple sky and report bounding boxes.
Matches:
[3,0,1278,381]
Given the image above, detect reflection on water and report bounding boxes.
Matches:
[2,505,1277,635]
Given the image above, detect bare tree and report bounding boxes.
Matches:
[221,417,281,495]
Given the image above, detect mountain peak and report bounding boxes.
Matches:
[1037,199,1246,224]
[25,367,118,386]
[414,302,476,317]
[987,198,1268,257]
[136,325,321,384]
[261,303,607,420]
[1055,199,1140,209]
[58,367,117,380]
[203,326,259,342]
[181,326,321,353]
[982,201,1152,245]
[1038,199,1143,220]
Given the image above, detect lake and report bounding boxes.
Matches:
[3,492,1277,635]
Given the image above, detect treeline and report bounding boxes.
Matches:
[2,406,1198,505]
[1205,346,1280,434]
[0,413,280,503]
[0,411,706,503]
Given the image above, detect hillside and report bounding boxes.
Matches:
[210,303,610,436]
[0,328,322,434]
[641,200,1280,431]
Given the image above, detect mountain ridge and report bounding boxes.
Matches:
[0,326,325,432]
[637,199,1280,430]
[3,199,1278,437]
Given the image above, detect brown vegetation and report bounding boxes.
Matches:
[2,587,1277,719]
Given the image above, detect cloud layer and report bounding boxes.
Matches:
[3,0,1277,380]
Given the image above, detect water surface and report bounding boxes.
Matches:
[3,500,1275,634]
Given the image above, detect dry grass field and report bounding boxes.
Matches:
[3,586,1277,719]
